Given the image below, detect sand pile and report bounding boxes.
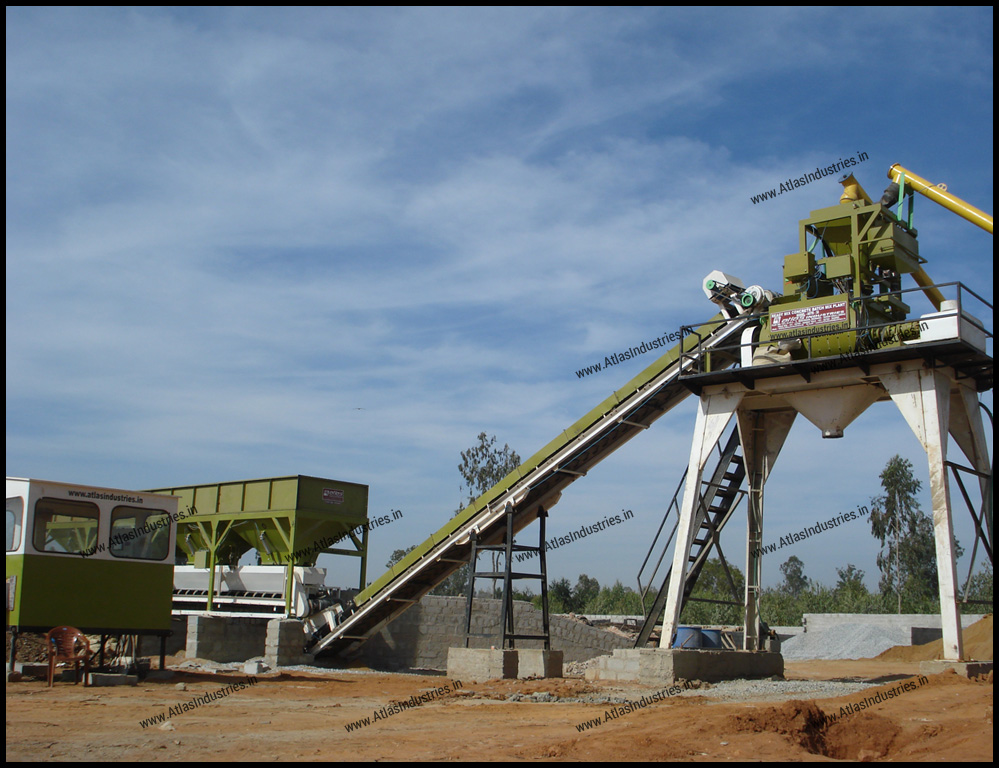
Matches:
[875,614,993,661]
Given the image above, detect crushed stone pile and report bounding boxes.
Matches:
[780,623,911,660]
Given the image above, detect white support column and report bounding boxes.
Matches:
[659,388,744,648]
[880,367,963,660]
[737,408,796,650]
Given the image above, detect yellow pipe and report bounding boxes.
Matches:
[888,164,993,234]
[910,266,946,311]
[839,173,874,205]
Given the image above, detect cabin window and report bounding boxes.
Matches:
[110,506,171,561]
[33,498,100,555]
[6,497,23,552]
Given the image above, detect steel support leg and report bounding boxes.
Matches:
[660,389,744,648]
[880,366,963,660]
[950,384,993,537]
[736,408,795,650]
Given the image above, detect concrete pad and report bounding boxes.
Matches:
[517,650,563,679]
[446,648,517,682]
[588,648,783,685]
[90,673,138,687]
[14,663,48,679]
[919,660,993,678]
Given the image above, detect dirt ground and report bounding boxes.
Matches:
[5,653,992,762]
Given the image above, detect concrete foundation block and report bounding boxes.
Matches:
[589,648,783,685]
[919,660,993,678]
[90,673,138,687]
[517,649,563,679]
[264,618,311,667]
[447,647,518,682]
[14,663,48,679]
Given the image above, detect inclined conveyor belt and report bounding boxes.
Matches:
[306,309,757,656]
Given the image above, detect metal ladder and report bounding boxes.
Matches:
[634,425,747,648]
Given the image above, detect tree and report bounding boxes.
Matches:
[547,577,575,613]
[431,432,522,597]
[430,557,472,597]
[834,564,866,594]
[690,557,745,598]
[869,455,961,612]
[963,565,993,603]
[870,455,921,611]
[386,546,416,569]
[680,558,746,625]
[871,455,960,613]
[780,555,809,596]
[457,432,521,507]
[587,581,643,615]
[572,574,600,609]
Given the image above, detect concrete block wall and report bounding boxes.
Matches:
[186,616,269,663]
[355,595,633,671]
[265,618,311,667]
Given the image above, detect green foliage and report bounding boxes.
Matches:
[457,432,521,506]
[585,580,643,615]
[431,564,471,596]
[679,559,745,625]
[780,555,809,596]
[870,455,962,612]
[835,564,865,593]
[692,558,745,597]
[963,565,993,603]
[423,432,523,597]
[573,574,600,608]
[511,585,536,602]
[534,576,644,615]
[546,577,575,612]
[385,546,415,569]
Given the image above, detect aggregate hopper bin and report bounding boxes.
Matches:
[149,475,369,619]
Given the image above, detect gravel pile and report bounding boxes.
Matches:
[780,623,910,660]
[499,677,877,705]
[563,657,601,677]
[692,677,877,702]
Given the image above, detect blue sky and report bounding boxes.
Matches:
[6,7,993,595]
